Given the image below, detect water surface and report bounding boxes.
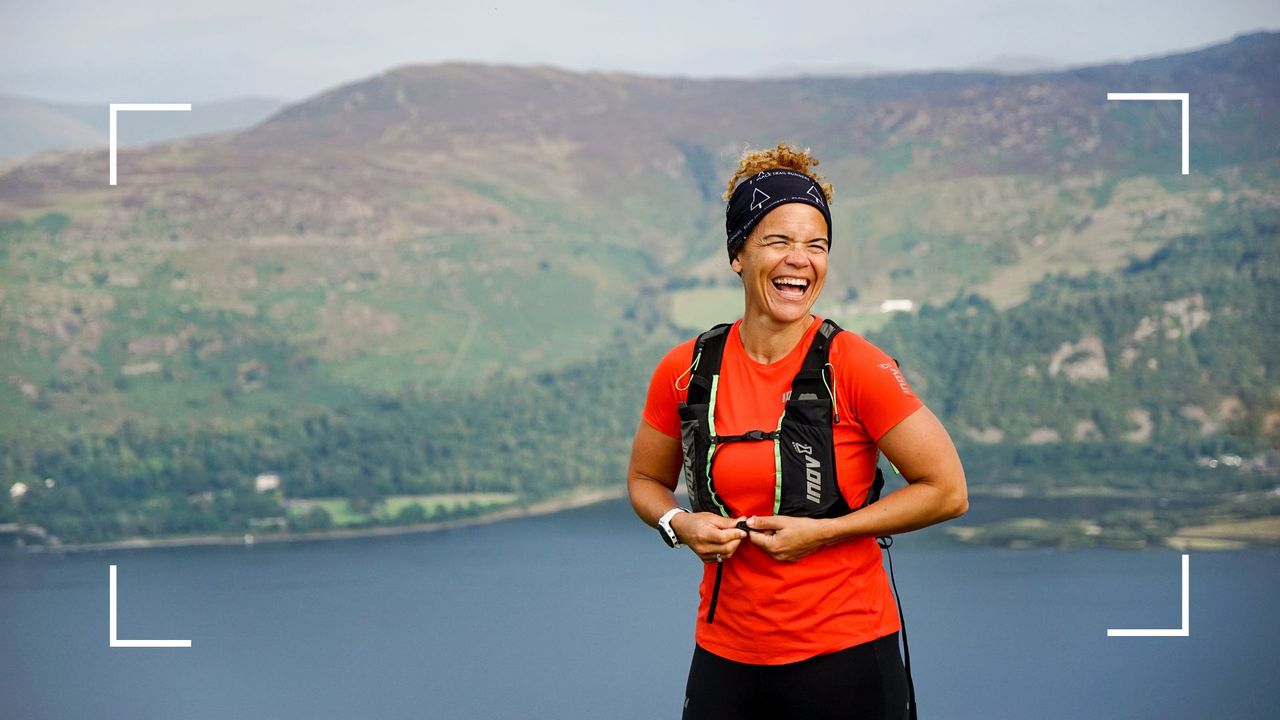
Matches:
[1,500,1276,719]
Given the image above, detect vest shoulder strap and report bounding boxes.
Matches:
[790,319,843,399]
[690,319,845,396]
[685,323,732,406]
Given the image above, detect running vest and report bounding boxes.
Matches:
[677,319,888,520]
[676,320,917,720]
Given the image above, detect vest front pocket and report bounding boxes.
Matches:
[778,399,845,517]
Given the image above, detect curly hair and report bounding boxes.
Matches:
[722,142,833,203]
[723,142,833,263]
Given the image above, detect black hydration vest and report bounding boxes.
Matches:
[677,319,888,520]
[675,319,917,720]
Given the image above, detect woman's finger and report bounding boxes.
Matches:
[702,537,744,559]
[714,525,748,543]
[748,529,778,552]
[691,525,742,548]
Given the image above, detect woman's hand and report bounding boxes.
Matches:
[745,515,832,562]
[671,512,749,563]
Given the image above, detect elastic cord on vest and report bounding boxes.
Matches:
[725,169,832,261]
[880,537,917,720]
[823,362,840,424]
[706,561,725,624]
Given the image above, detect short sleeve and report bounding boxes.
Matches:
[641,340,697,439]
[833,332,924,441]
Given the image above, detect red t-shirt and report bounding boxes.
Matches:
[642,316,923,664]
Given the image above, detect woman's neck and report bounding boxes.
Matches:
[737,310,815,364]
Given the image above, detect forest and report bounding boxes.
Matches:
[2,215,1276,546]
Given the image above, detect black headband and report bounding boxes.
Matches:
[725,169,832,261]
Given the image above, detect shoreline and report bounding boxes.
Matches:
[13,488,1278,554]
[16,487,627,555]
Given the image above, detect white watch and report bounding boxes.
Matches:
[657,507,689,548]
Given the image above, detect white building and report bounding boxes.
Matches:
[9,482,27,500]
[879,299,915,313]
[255,473,281,493]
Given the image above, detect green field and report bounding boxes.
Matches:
[285,492,519,527]
[668,287,742,331]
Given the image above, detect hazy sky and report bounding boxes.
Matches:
[2,0,1277,104]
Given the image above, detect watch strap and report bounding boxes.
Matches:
[658,507,689,548]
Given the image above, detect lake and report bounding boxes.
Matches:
[1,499,1277,719]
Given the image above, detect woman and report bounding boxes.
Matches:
[627,143,968,720]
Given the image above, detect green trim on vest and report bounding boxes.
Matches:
[677,320,852,521]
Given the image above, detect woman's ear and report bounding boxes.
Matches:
[730,255,742,274]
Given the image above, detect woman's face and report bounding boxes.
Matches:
[730,202,830,326]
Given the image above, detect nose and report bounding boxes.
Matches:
[784,243,809,265]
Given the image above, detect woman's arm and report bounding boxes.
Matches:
[627,421,747,562]
[747,406,967,561]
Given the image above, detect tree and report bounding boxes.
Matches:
[394,503,429,526]
[287,506,333,532]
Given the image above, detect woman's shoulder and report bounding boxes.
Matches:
[641,335,704,435]
[828,325,922,433]
[828,326,918,397]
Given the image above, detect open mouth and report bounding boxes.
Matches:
[771,276,810,301]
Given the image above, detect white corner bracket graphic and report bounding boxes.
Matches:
[1105,92,1189,175]
[108,103,192,186]
[1107,554,1190,637]
[109,564,192,648]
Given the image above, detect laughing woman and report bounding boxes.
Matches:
[627,143,968,720]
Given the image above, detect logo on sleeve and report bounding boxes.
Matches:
[877,362,913,395]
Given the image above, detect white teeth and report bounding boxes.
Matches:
[773,278,809,288]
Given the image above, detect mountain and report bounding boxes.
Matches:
[1,33,1278,547]
[0,96,102,163]
[0,94,288,162]
[0,32,1276,439]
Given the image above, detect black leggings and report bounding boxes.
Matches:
[681,632,909,720]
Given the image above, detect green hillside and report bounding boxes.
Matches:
[870,212,1279,484]
[3,214,1276,547]
[863,214,1280,548]
[2,34,1279,549]
[0,327,670,544]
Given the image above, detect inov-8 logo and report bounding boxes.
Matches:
[791,442,822,504]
